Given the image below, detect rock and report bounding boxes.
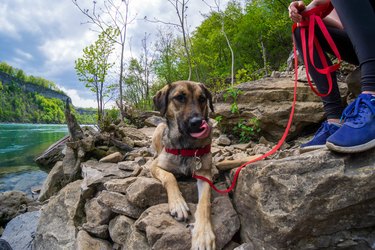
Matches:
[0,191,32,226]
[212,196,241,250]
[75,230,112,250]
[108,215,134,245]
[1,211,40,250]
[216,134,232,146]
[99,152,123,163]
[126,177,167,208]
[38,161,65,201]
[34,180,84,250]
[97,191,144,219]
[134,195,239,250]
[82,224,109,240]
[82,197,113,239]
[124,225,151,250]
[135,203,193,250]
[144,115,165,127]
[233,149,375,249]
[62,143,84,184]
[345,67,361,97]
[118,126,148,141]
[214,78,348,141]
[104,177,138,194]
[81,160,133,195]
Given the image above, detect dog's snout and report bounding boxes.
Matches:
[189,117,203,129]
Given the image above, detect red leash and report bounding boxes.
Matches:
[192,4,341,194]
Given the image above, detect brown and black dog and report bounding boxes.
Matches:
[151,81,216,250]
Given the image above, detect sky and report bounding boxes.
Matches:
[0,0,219,108]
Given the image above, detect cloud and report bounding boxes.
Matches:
[58,86,97,108]
[15,49,33,61]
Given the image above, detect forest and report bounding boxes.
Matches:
[0,62,96,124]
[73,0,293,123]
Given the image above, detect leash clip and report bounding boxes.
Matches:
[194,150,202,170]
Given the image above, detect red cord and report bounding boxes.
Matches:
[193,4,341,194]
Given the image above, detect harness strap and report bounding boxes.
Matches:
[165,144,211,157]
[193,4,341,194]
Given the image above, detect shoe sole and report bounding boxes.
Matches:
[299,144,327,153]
[326,138,375,153]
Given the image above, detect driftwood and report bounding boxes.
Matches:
[215,155,262,171]
[109,137,133,152]
[35,135,69,166]
[64,98,84,141]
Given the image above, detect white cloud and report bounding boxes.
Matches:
[58,86,97,108]
[15,49,33,61]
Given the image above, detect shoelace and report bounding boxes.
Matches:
[341,96,375,125]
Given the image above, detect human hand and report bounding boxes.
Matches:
[288,1,306,23]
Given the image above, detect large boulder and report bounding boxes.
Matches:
[1,211,40,250]
[214,78,347,141]
[134,194,240,250]
[233,148,375,249]
[34,180,84,250]
[38,161,65,201]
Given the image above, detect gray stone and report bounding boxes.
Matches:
[108,215,134,245]
[126,177,167,208]
[124,225,150,250]
[1,211,40,250]
[233,149,375,249]
[38,161,65,201]
[0,190,32,226]
[118,127,148,141]
[104,177,138,194]
[216,134,231,146]
[135,203,193,250]
[134,196,239,250]
[34,180,84,250]
[82,224,109,239]
[97,191,143,219]
[214,78,347,141]
[75,230,112,250]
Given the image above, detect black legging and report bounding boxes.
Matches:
[294,0,375,119]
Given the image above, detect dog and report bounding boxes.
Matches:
[151,81,216,250]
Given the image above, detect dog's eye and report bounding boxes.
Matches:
[198,95,206,103]
[174,94,186,102]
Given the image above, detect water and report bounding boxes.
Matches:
[0,123,68,195]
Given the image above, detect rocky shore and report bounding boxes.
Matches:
[1,75,374,250]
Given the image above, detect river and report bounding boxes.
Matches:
[0,123,68,195]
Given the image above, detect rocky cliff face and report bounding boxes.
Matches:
[0,71,69,102]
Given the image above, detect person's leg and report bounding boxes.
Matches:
[327,0,375,153]
[294,25,358,152]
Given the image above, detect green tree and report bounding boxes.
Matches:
[75,28,116,125]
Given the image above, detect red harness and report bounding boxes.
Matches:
[165,144,211,157]
[192,4,342,194]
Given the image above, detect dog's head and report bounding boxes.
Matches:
[153,81,214,139]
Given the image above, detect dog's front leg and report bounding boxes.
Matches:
[192,169,215,250]
[151,160,190,221]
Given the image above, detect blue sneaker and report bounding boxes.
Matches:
[326,93,375,153]
[300,121,340,153]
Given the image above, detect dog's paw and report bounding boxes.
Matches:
[191,222,216,250]
[169,195,189,221]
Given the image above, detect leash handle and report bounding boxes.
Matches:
[292,3,341,97]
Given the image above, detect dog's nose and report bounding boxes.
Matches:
[189,117,203,129]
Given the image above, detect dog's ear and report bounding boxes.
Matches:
[200,84,214,113]
[153,84,171,116]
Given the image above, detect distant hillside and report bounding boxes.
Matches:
[0,62,96,124]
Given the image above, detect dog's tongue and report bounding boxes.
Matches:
[190,120,211,139]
